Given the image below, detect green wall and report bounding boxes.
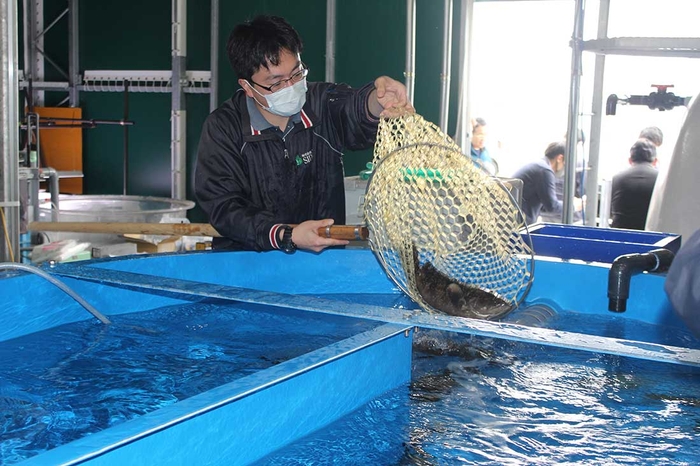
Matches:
[31,0,466,222]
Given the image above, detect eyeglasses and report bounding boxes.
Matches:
[250,64,308,93]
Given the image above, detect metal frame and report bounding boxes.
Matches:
[1,0,20,262]
[576,0,700,226]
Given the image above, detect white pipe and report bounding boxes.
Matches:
[209,0,219,111]
[171,0,187,200]
[563,0,585,224]
[599,179,612,228]
[455,0,475,152]
[404,0,416,104]
[1,0,20,262]
[438,0,453,132]
[325,0,336,83]
[584,0,610,226]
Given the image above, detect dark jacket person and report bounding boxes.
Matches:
[195,15,413,252]
[513,142,566,225]
[611,138,658,230]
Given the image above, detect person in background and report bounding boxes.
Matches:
[540,130,586,223]
[194,15,413,253]
[639,126,663,148]
[513,141,568,225]
[610,138,658,230]
[470,117,498,175]
[664,227,700,338]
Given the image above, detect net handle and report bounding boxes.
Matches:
[296,224,368,241]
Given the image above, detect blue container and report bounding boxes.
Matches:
[1,248,697,464]
[523,223,681,263]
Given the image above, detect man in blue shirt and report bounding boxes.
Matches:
[470,117,497,175]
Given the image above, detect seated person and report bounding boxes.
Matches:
[470,117,498,175]
[611,138,658,230]
[513,142,566,225]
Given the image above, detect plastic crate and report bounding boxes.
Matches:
[523,223,681,263]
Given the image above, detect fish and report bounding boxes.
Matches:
[412,246,514,320]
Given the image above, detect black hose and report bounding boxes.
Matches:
[607,248,675,312]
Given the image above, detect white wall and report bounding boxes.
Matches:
[468,0,700,182]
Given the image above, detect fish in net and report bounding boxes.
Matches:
[364,113,534,320]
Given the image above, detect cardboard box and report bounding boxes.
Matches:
[124,234,181,253]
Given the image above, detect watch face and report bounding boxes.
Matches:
[281,226,296,253]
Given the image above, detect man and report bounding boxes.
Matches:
[639,126,663,148]
[611,138,658,230]
[470,117,497,175]
[195,15,413,253]
[539,130,586,223]
[513,142,566,225]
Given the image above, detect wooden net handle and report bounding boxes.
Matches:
[28,221,369,241]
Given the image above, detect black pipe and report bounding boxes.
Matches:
[607,248,675,312]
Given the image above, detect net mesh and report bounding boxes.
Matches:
[364,113,533,320]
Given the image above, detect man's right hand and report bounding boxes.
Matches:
[283,219,350,253]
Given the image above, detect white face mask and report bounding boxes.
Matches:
[250,78,307,117]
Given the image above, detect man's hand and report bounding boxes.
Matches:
[368,76,416,118]
[286,219,350,253]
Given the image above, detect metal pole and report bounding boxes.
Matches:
[599,179,612,228]
[24,0,44,107]
[209,0,219,112]
[1,0,20,262]
[68,0,79,106]
[455,0,475,153]
[584,0,610,226]
[438,0,453,132]
[123,80,129,195]
[405,0,416,104]
[324,0,336,83]
[563,0,585,224]
[171,0,187,200]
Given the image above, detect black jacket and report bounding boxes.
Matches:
[611,162,658,230]
[513,158,562,225]
[194,81,379,250]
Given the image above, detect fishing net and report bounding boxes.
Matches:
[364,113,534,320]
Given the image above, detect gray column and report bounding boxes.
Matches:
[584,0,610,226]
[209,0,219,112]
[438,0,453,133]
[68,0,79,106]
[171,0,187,200]
[455,0,474,152]
[405,0,416,104]
[1,0,20,262]
[325,0,336,83]
[563,0,585,224]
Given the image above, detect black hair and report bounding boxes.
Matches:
[226,15,304,81]
[544,141,566,160]
[639,126,663,146]
[630,138,657,163]
[472,117,487,132]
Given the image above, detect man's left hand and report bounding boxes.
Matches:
[369,76,415,118]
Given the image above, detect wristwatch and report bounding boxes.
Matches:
[279,224,297,253]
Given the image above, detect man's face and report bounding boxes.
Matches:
[239,49,303,107]
[472,126,486,150]
[556,154,565,173]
